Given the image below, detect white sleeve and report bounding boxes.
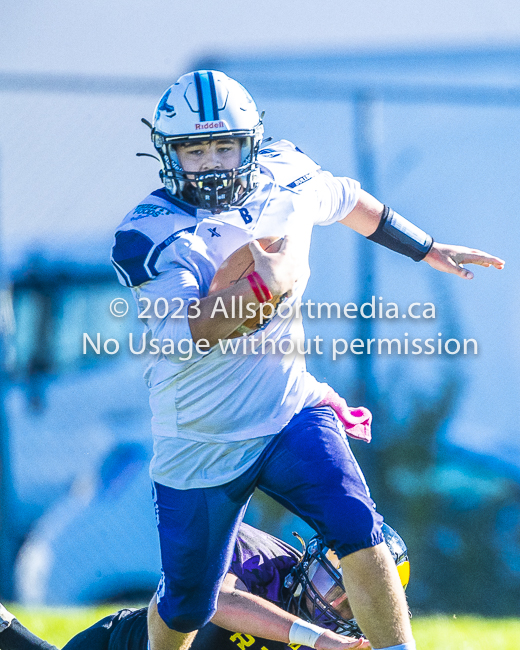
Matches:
[133,266,200,347]
[312,171,361,226]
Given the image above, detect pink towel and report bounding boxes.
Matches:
[316,387,372,443]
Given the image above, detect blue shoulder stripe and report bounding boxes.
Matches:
[111,225,197,288]
[111,230,158,287]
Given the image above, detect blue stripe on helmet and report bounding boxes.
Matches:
[196,71,219,122]
[193,72,206,122]
[207,72,219,121]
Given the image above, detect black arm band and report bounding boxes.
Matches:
[367,205,434,261]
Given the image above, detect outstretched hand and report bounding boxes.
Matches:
[315,631,370,650]
[424,243,505,279]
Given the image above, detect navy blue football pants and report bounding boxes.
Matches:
[152,406,384,632]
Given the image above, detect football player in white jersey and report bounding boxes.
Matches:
[111,70,504,650]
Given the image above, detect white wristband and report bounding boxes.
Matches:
[288,620,324,648]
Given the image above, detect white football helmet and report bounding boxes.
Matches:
[151,70,264,212]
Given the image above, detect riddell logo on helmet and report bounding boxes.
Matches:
[195,121,225,130]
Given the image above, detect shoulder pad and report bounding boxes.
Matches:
[258,140,321,190]
[111,222,197,288]
[111,229,160,288]
[113,191,197,287]
[122,189,178,224]
[118,189,197,229]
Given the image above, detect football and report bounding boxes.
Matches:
[209,236,284,338]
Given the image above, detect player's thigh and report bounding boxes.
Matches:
[257,407,384,557]
[153,481,250,630]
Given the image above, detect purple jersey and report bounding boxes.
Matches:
[230,523,302,605]
[4,524,304,650]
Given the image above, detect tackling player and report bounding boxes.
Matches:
[111,70,504,650]
[0,522,410,650]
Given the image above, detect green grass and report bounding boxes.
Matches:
[6,606,520,650]
[8,604,140,648]
[412,616,520,650]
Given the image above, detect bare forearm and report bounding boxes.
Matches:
[189,279,261,346]
[213,586,369,650]
[213,589,294,641]
[338,190,384,236]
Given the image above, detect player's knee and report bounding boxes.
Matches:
[155,568,218,632]
[160,609,214,633]
[157,582,215,633]
[330,497,384,557]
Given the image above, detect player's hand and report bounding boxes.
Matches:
[315,630,370,650]
[424,242,505,279]
[249,236,299,296]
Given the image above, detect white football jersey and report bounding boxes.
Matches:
[112,140,360,488]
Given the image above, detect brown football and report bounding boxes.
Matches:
[209,236,284,338]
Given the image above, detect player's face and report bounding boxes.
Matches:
[176,139,242,173]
